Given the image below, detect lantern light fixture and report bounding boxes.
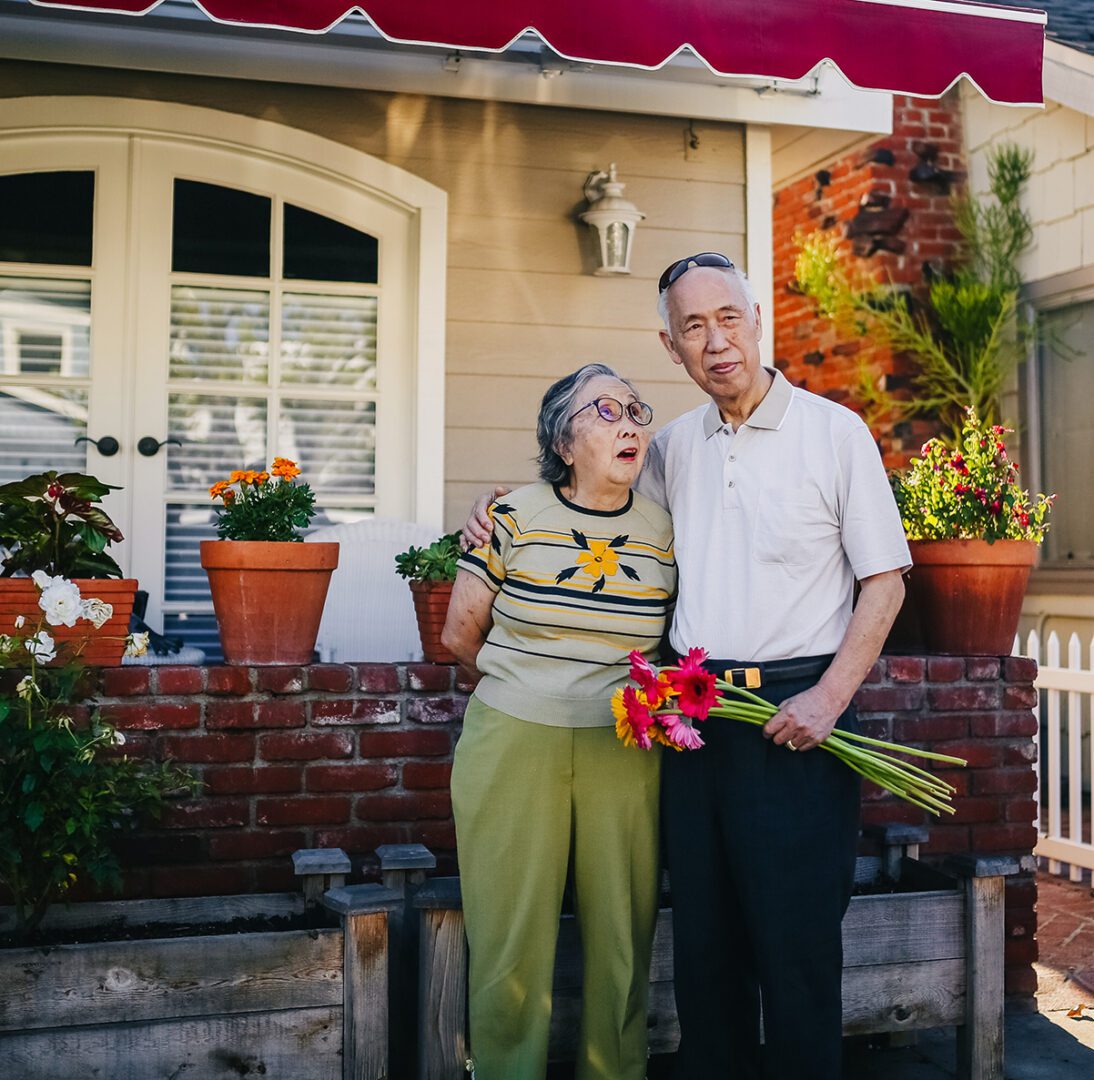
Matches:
[579,163,645,276]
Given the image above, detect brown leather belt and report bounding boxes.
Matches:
[703,654,835,689]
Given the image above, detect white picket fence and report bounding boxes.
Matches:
[1015,630,1094,879]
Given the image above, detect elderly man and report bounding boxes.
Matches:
[463,252,909,1079]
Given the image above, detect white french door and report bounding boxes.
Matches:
[0,125,421,658]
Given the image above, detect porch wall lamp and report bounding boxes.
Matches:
[579,163,645,276]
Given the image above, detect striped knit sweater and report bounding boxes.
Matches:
[459,482,676,727]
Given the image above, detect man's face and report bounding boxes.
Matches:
[659,268,763,405]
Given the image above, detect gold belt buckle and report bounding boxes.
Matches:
[725,666,762,689]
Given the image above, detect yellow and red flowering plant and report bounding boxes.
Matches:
[614,648,967,815]
[892,408,1053,544]
[208,457,316,542]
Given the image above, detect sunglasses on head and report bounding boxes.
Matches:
[657,252,736,294]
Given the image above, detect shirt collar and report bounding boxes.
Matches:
[701,367,794,440]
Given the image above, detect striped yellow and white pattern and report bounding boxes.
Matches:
[460,482,676,728]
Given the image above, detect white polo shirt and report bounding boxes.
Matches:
[636,368,911,662]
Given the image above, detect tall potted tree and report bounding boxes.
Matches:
[794,143,1034,441]
[0,471,138,665]
[201,458,339,665]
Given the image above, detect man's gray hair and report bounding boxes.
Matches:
[536,364,638,485]
[656,264,758,336]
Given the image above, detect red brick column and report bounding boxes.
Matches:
[772,92,965,468]
[854,654,1039,999]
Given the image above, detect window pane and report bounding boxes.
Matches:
[284,204,378,283]
[166,393,268,492]
[0,385,87,481]
[164,502,217,606]
[1039,301,1094,566]
[172,179,271,277]
[278,398,376,496]
[170,285,269,384]
[280,293,377,388]
[0,172,94,266]
[0,277,91,378]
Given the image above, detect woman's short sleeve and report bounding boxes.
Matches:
[456,500,514,594]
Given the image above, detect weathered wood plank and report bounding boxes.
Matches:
[0,1006,342,1080]
[841,958,967,1035]
[344,911,390,1080]
[0,893,305,937]
[956,875,1006,1080]
[843,891,966,967]
[418,907,469,1080]
[2,927,343,1031]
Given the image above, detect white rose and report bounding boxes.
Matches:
[16,675,35,699]
[80,598,113,629]
[124,632,150,658]
[0,634,13,652]
[113,730,126,746]
[24,631,56,663]
[13,614,24,628]
[39,579,83,627]
[31,569,63,591]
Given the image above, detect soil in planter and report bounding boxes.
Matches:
[0,904,335,949]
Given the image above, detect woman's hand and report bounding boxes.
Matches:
[461,486,511,550]
[441,569,497,670]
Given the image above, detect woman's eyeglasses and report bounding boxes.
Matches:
[570,397,654,426]
[657,251,735,294]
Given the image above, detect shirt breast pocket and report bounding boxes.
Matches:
[752,489,836,565]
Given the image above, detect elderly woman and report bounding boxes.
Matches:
[442,363,676,1080]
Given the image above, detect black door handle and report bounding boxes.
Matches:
[75,435,120,457]
[137,436,182,458]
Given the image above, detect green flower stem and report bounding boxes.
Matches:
[698,694,963,816]
[826,726,968,765]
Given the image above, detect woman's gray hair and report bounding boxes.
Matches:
[536,364,638,485]
[656,263,758,336]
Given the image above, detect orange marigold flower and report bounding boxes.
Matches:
[228,470,247,483]
[256,472,269,484]
[209,480,229,499]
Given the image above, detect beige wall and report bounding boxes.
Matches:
[963,84,1094,284]
[0,60,746,530]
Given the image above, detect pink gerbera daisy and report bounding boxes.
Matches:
[663,712,705,750]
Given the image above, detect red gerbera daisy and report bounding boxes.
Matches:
[670,650,717,721]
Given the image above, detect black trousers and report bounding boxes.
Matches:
[662,666,861,1080]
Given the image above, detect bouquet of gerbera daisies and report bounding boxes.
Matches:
[612,649,967,816]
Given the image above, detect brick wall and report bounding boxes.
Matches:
[772,92,966,468]
[52,654,1037,999]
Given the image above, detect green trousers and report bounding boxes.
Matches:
[450,696,661,1080]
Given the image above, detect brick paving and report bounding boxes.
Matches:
[1036,870,1094,1008]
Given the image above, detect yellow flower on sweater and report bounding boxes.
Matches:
[576,539,619,578]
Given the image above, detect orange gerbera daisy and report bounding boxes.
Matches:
[576,539,619,578]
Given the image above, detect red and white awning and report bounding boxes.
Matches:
[31,0,1047,106]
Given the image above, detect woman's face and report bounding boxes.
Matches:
[562,375,650,491]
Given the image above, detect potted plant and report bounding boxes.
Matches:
[201,458,338,665]
[0,471,138,665]
[891,409,1054,655]
[0,579,186,939]
[394,532,460,663]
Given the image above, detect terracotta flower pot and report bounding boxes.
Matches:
[409,579,456,664]
[0,578,138,667]
[200,541,339,665]
[905,539,1038,656]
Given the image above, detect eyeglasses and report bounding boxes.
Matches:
[657,251,736,294]
[570,397,654,426]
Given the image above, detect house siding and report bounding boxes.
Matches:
[962,84,1094,284]
[0,59,745,530]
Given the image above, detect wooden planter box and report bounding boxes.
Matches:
[0,849,402,1080]
[414,825,1019,1080]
